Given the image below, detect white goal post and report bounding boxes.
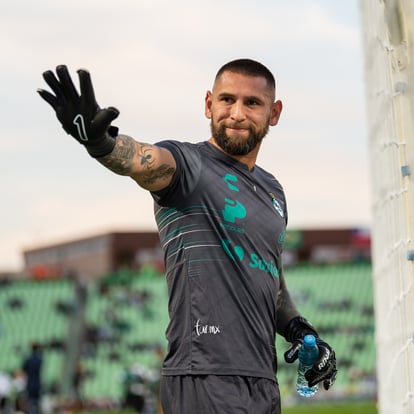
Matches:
[359,1,414,413]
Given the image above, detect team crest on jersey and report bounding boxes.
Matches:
[269,192,284,218]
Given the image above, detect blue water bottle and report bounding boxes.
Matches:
[296,334,319,397]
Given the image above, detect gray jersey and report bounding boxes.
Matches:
[151,141,288,381]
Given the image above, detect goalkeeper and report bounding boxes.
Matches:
[37,59,337,414]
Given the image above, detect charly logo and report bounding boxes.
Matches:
[220,173,246,233]
[222,199,246,223]
[223,173,240,192]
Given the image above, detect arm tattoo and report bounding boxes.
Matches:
[141,163,176,185]
[98,135,175,185]
[137,146,175,184]
[98,135,137,175]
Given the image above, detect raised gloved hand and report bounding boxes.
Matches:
[283,316,337,390]
[37,65,119,157]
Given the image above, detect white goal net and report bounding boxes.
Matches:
[359,0,414,412]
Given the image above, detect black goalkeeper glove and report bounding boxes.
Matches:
[37,65,119,158]
[283,316,337,391]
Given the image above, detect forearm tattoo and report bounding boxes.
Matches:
[98,135,137,175]
[98,135,175,185]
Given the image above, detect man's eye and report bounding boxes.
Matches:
[247,100,260,106]
[222,97,233,103]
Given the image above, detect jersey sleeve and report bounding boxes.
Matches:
[151,140,202,206]
[275,270,300,338]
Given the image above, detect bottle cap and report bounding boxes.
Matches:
[303,334,316,347]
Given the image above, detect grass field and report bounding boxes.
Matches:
[73,400,378,413]
[283,400,377,413]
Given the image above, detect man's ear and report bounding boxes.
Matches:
[269,100,283,126]
[205,90,212,119]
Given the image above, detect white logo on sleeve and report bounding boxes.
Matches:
[73,114,89,141]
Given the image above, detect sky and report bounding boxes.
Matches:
[1,0,370,272]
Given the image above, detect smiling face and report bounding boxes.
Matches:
[205,71,282,159]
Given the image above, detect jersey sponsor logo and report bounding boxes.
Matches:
[220,173,246,233]
[221,239,279,278]
[222,198,246,223]
[220,223,245,234]
[221,239,245,261]
[195,319,221,336]
[219,173,280,279]
[223,173,240,192]
[248,254,279,278]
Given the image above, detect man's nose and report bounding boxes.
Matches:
[230,101,246,122]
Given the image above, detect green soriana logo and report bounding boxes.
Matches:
[221,239,245,261]
[221,239,279,278]
[219,173,279,279]
[249,253,279,278]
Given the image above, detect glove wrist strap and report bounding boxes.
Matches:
[284,315,318,343]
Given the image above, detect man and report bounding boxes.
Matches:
[38,59,337,413]
[22,343,42,414]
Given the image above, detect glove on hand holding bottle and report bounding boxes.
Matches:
[284,316,338,391]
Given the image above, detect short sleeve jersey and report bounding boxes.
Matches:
[151,140,288,381]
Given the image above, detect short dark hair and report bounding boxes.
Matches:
[215,58,276,91]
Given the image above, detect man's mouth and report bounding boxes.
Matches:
[226,126,248,132]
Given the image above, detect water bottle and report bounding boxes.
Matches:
[296,334,319,397]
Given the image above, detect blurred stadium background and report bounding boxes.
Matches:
[0,228,376,413]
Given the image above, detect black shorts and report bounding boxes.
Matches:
[160,375,281,414]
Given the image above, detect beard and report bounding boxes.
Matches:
[210,120,269,156]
